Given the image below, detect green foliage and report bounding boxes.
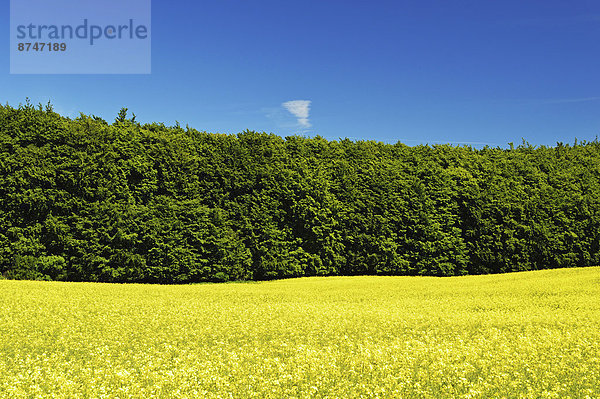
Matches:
[1,102,599,282]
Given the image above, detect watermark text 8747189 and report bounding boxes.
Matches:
[17,43,67,52]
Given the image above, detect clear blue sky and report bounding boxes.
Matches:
[2,0,600,147]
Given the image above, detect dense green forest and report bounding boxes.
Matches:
[1,101,599,283]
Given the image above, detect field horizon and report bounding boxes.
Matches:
[1,266,599,398]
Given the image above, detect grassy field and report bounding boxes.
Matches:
[1,268,599,398]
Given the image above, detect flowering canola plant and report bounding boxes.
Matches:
[1,267,599,398]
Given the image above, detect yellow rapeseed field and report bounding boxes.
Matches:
[1,267,599,398]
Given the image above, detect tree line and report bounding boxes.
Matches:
[1,101,599,282]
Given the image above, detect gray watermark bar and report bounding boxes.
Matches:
[10,0,151,74]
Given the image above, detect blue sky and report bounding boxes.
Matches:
[2,0,600,147]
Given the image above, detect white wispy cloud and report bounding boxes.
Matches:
[283,100,311,128]
[506,14,600,27]
[539,97,600,105]
[508,96,600,106]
